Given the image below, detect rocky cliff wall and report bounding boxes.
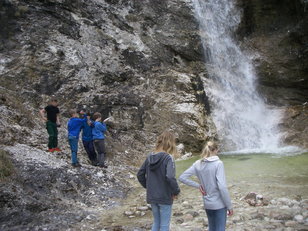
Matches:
[0,0,216,162]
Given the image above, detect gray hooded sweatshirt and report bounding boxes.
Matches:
[137,152,180,205]
[179,156,232,210]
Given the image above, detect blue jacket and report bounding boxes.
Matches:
[81,119,94,141]
[67,117,87,139]
[92,121,107,140]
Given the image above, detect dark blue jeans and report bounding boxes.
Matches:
[82,140,97,163]
[68,136,78,164]
[205,207,227,231]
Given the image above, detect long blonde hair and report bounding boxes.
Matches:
[201,141,218,158]
[155,131,178,158]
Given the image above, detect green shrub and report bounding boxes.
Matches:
[0,149,14,180]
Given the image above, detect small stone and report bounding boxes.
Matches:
[184,214,194,221]
[173,212,184,216]
[124,211,134,216]
[140,212,146,217]
[128,215,135,218]
[137,206,149,211]
[285,221,297,227]
[176,218,184,224]
[186,210,199,217]
[294,214,304,223]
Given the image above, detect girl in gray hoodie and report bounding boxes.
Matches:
[179,141,233,231]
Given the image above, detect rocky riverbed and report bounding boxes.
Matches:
[100,153,308,231]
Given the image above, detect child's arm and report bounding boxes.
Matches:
[97,122,107,132]
[56,113,61,126]
[39,109,47,122]
[179,163,200,188]
[166,156,180,196]
[137,159,148,188]
[216,162,232,210]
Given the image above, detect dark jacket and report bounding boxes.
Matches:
[137,152,180,205]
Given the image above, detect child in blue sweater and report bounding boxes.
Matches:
[67,110,89,167]
[92,112,107,168]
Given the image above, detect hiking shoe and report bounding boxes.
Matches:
[48,148,55,152]
[72,163,82,167]
[98,164,108,169]
[53,147,62,152]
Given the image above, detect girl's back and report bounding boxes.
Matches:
[179,156,232,210]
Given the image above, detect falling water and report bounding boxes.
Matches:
[192,0,288,152]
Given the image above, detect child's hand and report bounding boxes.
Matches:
[227,209,234,216]
[172,195,179,200]
[199,185,206,196]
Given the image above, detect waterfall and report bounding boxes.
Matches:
[191,0,287,152]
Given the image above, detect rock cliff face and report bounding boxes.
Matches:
[0,0,214,159]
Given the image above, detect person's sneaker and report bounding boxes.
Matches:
[53,147,62,152]
[48,148,55,152]
[98,164,108,169]
[72,163,82,167]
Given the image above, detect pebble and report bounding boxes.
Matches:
[285,221,297,227]
[294,214,303,223]
[184,214,194,221]
[137,206,149,211]
[124,211,134,216]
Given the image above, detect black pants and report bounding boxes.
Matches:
[94,139,106,166]
[82,140,97,163]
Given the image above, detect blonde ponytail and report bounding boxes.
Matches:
[201,141,218,158]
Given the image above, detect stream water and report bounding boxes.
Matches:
[177,152,308,197]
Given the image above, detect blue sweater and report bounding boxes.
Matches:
[92,121,107,140]
[67,117,87,139]
[81,120,94,141]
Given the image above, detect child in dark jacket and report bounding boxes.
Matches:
[67,110,89,167]
[92,112,107,168]
[80,111,97,166]
[137,131,180,231]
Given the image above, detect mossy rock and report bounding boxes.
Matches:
[0,149,14,180]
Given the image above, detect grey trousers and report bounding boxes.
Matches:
[94,139,106,166]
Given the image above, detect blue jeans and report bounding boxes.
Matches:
[205,207,227,231]
[68,136,78,164]
[151,204,172,231]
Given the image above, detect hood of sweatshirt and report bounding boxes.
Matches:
[148,152,169,171]
[203,156,220,162]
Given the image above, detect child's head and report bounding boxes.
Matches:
[155,131,178,157]
[93,112,102,121]
[69,109,79,118]
[201,141,218,159]
[49,98,58,107]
